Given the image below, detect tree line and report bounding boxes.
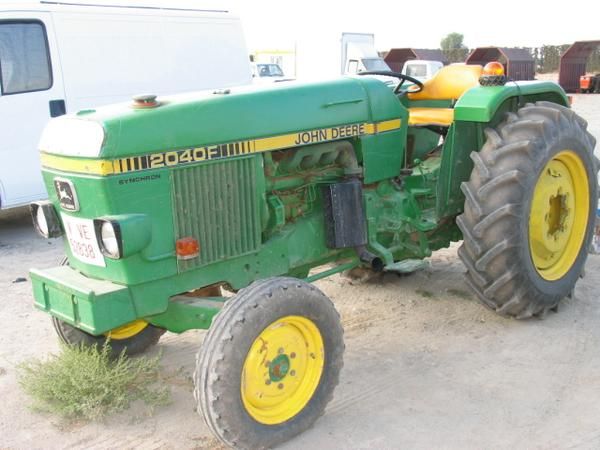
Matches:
[534,45,600,73]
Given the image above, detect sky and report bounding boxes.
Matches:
[230,0,600,52]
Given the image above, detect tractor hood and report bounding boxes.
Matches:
[39,77,403,164]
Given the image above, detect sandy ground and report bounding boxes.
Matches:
[1,95,600,450]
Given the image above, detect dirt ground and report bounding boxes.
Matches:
[1,94,600,450]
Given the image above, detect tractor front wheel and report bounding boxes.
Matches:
[52,317,165,356]
[194,277,344,449]
[457,101,599,318]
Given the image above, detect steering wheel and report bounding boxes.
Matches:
[357,70,424,95]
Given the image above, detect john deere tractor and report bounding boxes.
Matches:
[30,62,598,448]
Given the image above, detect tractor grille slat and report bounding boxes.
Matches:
[172,157,261,271]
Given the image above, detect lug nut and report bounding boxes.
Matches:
[290,352,296,359]
[278,383,284,389]
[290,370,296,376]
[278,348,284,354]
[265,380,271,385]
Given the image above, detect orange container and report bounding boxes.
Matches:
[580,76,592,90]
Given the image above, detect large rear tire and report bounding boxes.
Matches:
[457,101,599,318]
[194,277,344,449]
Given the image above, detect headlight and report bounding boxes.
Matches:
[93,214,151,260]
[94,220,122,259]
[30,201,63,238]
[36,207,49,236]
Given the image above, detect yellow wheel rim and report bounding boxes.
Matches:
[241,315,324,425]
[104,320,148,340]
[529,150,589,281]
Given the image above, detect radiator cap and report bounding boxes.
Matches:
[132,94,159,108]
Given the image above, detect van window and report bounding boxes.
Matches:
[0,22,52,95]
[362,58,389,71]
[406,64,427,78]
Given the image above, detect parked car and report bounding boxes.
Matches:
[251,63,291,83]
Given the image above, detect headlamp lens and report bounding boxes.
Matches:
[100,221,120,258]
[36,206,49,237]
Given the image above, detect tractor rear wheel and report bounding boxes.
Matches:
[194,277,344,449]
[457,101,599,318]
[52,317,165,356]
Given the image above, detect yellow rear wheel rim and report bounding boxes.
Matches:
[241,315,324,425]
[105,320,148,340]
[529,150,589,281]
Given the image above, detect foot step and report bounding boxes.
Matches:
[384,259,429,274]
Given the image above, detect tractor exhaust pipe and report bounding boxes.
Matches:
[356,245,384,272]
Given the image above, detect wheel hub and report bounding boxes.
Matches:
[269,354,291,381]
[546,190,569,237]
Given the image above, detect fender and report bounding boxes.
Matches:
[454,81,569,123]
[435,81,569,218]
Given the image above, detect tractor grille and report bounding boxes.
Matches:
[172,157,261,272]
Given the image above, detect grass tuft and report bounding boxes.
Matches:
[415,288,435,299]
[446,288,473,300]
[18,342,169,421]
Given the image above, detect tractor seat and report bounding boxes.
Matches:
[408,108,455,127]
[407,64,483,127]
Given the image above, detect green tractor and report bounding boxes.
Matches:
[30,62,598,448]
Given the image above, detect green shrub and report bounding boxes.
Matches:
[18,342,169,421]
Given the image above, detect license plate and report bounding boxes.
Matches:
[61,214,106,267]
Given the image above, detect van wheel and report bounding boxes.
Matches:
[194,277,344,449]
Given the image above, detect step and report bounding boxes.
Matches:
[384,259,429,274]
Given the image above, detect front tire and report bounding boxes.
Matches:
[457,101,599,318]
[194,277,344,449]
[52,256,165,355]
[52,317,165,356]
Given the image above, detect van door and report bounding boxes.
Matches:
[0,12,65,208]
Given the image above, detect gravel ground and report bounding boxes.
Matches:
[0,94,599,450]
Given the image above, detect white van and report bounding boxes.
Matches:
[341,33,391,75]
[294,32,391,81]
[0,0,251,209]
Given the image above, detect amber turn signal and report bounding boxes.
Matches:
[176,237,200,260]
[482,61,505,77]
